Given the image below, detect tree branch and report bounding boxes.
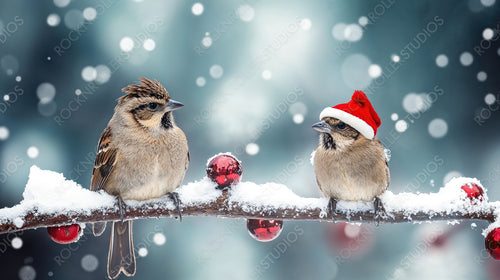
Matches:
[0,190,496,235]
[0,167,496,235]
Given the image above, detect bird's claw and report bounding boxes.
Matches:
[373,197,387,226]
[117,196,126,224]
[169,192,182,221]
[328,198,338,220]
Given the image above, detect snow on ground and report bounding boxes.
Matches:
[0,165,496,229]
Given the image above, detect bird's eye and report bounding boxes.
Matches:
[336,122,347,130]
[148,103,159,110]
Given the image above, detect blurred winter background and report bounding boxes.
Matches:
[0,0,500,279]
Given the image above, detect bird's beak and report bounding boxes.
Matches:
[312,121,331,133]
[165,99,184,112]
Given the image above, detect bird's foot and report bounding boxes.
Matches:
[328,197,338,220]
[169,192,182,222]
[117,196,126,224]
[373,197,387,226]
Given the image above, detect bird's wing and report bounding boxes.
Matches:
[91,126,118,192]
[185,150,190,171]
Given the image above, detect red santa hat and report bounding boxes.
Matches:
[319,90,381,139]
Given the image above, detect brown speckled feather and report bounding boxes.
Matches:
[90,126,117,192]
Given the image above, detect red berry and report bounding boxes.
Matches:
[461,183,484,202]
[206,154,242,189]
[47,224,82,244]
[247,219,283,242]
[486,228,500,260]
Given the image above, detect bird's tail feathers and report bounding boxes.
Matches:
[107,220,136,279]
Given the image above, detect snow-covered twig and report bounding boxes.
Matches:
[0,193,496,235]
[0,166,496,234]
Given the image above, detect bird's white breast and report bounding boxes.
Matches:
[314,147,387,202]
[115,131,188,201]
[121,160,168,200]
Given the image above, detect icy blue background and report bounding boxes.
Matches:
[0,0,500,279]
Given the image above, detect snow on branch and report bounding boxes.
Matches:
[0,166,497,235]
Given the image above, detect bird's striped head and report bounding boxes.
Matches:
[117,77,183,130]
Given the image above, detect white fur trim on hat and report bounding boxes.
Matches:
[319,107,375,139]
